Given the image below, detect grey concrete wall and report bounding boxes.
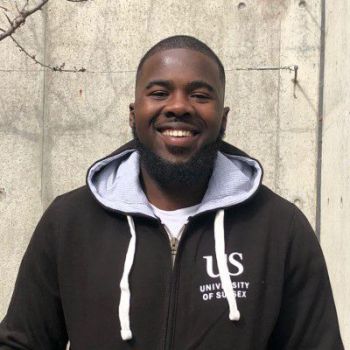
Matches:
[321,0,350,347]
[0,0,347,346]
[0,0,46,316]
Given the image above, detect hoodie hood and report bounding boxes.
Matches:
[87,141,263,217]
[86,140,263,341]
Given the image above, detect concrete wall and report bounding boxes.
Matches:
[321,0,350,347]
[0,0,347,347]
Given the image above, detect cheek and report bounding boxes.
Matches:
[198,106,224,128]
[135,101,163,123]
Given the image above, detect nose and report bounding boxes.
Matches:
[163,91,194,118]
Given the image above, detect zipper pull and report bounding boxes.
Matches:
[170,237,179,257]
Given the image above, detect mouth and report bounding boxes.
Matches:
[154,123,200,148]
[155,122,200,136]
[160,129,195,137]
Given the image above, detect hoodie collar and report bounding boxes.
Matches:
[87,142,263,218]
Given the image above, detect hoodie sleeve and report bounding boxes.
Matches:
[268,207,344,350]
[0,198,68,350]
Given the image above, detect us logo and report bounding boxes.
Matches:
[203,252,244,278]
[199,253,250,301]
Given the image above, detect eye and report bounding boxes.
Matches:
[191,92,211,101]
[150,90,169,99]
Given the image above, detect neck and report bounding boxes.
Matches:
[140,164,210,211]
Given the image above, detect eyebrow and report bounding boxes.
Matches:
[145,80,172,90]
[145,79,216,94]
[186,80,215,93]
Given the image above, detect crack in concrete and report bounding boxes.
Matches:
[1,67,299,74]
[0,69,43,72]
[233,65,297,71]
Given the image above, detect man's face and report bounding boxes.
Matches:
[130,48,229,165]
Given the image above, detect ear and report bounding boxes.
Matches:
[221,106,230,133]
[129,103,135,128]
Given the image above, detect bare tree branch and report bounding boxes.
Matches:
[1,0,89,71]
[0,0,49,41]
[10,35,86,72]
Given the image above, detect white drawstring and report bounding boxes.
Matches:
[119,215,137,341]
[214,209,240,321]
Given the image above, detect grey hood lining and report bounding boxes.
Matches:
[87,149,262,218]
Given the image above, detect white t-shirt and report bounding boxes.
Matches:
[150,203,200,239]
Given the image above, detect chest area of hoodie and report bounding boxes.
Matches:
[58,212,287,326]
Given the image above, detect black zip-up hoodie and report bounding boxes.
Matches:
[0,141,344,349]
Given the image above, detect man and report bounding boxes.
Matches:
[0,35,344,349]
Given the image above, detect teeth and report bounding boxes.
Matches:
[162,129,193,137]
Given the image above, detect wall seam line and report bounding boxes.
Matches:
[274,17,283,193]
[316,0,326,240]
[40,5,48,212]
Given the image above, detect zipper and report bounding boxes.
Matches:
[160,222,189,349]
[170,237,179,264]
[163,225,186,267]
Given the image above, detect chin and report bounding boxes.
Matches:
[160,153,195,165]
[135,137,221,188]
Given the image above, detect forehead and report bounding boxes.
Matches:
[137,48,223,92]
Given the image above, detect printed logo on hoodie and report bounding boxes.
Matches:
[199,252,250,302]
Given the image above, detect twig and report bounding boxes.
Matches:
[1,0,89,71]
[10,35,86,72]
[0,0,49,41]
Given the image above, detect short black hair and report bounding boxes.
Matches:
[136,35,226,86]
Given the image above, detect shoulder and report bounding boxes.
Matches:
[253,185,296,213]
[54,185,96,210]
[237,185,317,245]
[238,185,298,225]
[44,185,110,227]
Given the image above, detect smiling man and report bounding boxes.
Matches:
[0,36,344,349]
[131,46,229,210]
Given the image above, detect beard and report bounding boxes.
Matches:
[133,127,224,188]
